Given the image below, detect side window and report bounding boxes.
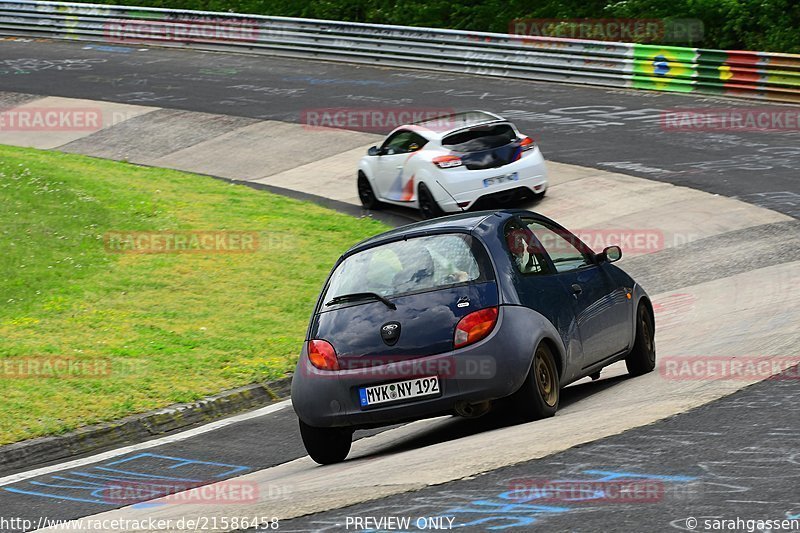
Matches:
[382,131,427,155]
[504,222,550,275]
[527,221,592,273]
[406,132,427,153]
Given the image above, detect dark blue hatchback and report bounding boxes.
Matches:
[292,210,655,464]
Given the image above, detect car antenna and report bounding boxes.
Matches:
[436,180,466,212]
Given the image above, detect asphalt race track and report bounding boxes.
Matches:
[0,37,799,533]
[276,365,800,532]
[0,405,399,529]
[1,39,799,219]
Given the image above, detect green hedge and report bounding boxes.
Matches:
[72,0,800,53]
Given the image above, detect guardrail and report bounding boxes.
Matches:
[2,0,799,104]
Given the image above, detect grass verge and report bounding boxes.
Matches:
[0,145,388,445]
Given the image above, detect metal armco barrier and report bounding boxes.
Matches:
[1,0,799,104]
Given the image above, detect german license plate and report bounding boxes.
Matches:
[359,376,440,407]
[483,172,518,188]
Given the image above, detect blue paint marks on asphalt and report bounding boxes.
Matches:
[438,469,698,530]
[448,501,569,530]
[91,466,199,481]
[107,453,249,477]
[3,453,251,506]
[3,487,110,505]
[581,470,697,482]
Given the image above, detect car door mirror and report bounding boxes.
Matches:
[601,245,622,263]
[367,146,381,156]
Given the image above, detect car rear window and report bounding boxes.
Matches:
[442,124,517,152]
[324,234,491,302]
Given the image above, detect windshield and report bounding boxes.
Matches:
[323,234,488,304]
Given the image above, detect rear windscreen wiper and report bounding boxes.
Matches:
[325,292,397,310]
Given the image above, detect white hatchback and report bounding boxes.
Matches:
[357,111,548,218]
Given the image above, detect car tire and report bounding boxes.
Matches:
[625,303,656,376]
[357,172,381,210]
[299,420,353,465]
[418,182,445,219]
[510,342,559,421]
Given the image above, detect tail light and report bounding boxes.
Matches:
[454,307,499,349]
[308,340,339,370]
[520,136,535,151]
[515,136,536,161]
[433,155,463,169]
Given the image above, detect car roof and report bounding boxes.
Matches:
[345,210,533,256]
[395,110,508,140]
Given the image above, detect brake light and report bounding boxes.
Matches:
[433,155,463,169]
[454,307,498,349]
[308,340,339,370]
[520,136,535,151]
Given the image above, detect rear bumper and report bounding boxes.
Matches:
[435,150,548,213]
[468,185,546,211]
[291,306,536,428]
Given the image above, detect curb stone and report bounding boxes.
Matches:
[0,375,293,474]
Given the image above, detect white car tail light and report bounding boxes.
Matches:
[433,155,463,169]
[520,136,536,151]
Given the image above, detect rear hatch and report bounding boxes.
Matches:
[310,233,498,369]
[442,123,522,170]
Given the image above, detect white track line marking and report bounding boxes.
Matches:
[0,399,292,487]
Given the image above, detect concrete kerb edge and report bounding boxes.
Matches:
[0,375,293,474]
